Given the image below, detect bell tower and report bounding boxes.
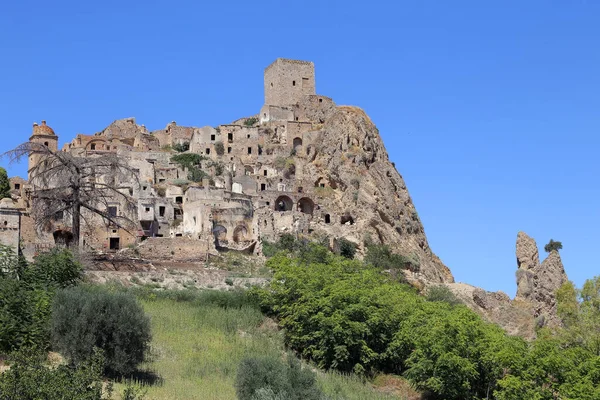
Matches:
[28,120,58,181]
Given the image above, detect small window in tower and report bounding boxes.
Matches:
[44,142,49,146]
[14,184,20,190]
[175,196,183,204]
[295,117,299,121]
[159,206,165,217]
[3,221,7,226]
[260,183,266,191]
[270,82,273,87]
[211,134,215,141]
[319,98,323,103]
[247,147,252,154]
[145,207,150,212]
[228,133,233,142]
[206,148,210,155]
[143,186,147,191]
[325,214,331,224]
[266,201,270,206]
[292,80,296,86]
[227,147,232,154]
[263,170,267,176]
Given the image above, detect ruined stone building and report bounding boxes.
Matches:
[2,58,453,284]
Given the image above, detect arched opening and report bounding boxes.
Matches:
[44,142,49,147]
[325,214,331,224]
[212,225,228,241]
[245,165,253,176]
[274,195,293,212]
[53,229,74,247]
[340,214,355,225]
[297,197,314,215]
[293,137,302,152]
[3,221,7,226]
[233,224,248,243]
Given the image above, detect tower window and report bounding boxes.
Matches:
[14,184,20,190]
[159,206,165,217]
[228,133,233,142]
[247,147,252,154]
[263,170,267,176]
[292,80,296,86]
[260,183,266,191]
[227,147,232,153]
[210,134,215,141]
[206,148,210,155]
[270,82,273,87]
[44,142,49,146]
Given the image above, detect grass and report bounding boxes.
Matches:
[115,288,405,399]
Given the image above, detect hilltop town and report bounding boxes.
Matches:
[0,58,453,283]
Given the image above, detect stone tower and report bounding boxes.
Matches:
[28,121,58,181]
[264,58,315,106]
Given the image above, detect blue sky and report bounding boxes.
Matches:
[1,1,598,296]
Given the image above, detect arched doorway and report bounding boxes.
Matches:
[233,224,248,243]
[212,225,228,241]
[297,197,315,215]
[293,137,302,153]
[274,195,293,212]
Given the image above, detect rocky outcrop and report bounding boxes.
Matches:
[443,232,568,337]
[304,106,454,283]
[515,232,567,325]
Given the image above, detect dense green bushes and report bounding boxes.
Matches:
[52,285,151,376]
[0,349,109,400]
[0,246,82,352]
[254,245,600,399]
[235,355,323,400]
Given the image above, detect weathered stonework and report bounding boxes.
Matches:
[4,59,453,284]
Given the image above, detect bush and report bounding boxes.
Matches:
[364,244,414,272]
[235,355,322,400]
[172,142,190,152]
[0,167,9,200]
[426,285,462,306]
[544,239,563,253]
[0,246,82,353]
[0,348,109,399]
[244,117,259,127]
[52,286,151,376]
[337,238,356,259]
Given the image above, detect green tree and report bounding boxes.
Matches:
[0,166,9,199]
[52,286,151,376]
[544,239,563,253]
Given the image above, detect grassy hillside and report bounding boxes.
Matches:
[115,289,412,400]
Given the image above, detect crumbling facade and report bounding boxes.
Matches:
[2,58,453,284]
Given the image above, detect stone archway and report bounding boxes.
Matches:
[233,224,248,243]
[297,197,315,215]
[274,195,293,212]
[212,225,228,241]
[293,137,302,153]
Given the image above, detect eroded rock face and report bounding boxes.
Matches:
[304,106,454,283]
[515,231,567,325]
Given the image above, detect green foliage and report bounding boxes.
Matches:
[52,285,151,376]
[544,238,563,253]
[364,243,419,273]
[0,166,10,199]
[0,347,110,399]
[244,117,259,127]
[0,246,82,353]
[170,153,205,170]
[214,142,225,156]
[426,285,462,306]
[337,238,357,259]
[172,142,190,152]
[187,167,207,182]
[235,355,323,400]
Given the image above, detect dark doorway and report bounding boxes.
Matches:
[109,237,120,250]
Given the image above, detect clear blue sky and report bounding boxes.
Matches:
[1,1,598,296]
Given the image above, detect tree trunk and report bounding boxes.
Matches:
[72,193,80,248]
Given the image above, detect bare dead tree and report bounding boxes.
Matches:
[3,142,140,247]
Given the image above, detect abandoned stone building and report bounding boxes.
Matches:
[1,58,454,285]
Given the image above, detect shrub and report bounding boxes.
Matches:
[544,239,563,253]
[0,347,109,399]
[244,117,259,127]
[0,167,9,199]
[426,285,462,306]
[337,238,356,259]
[172,142,190,152]
[214,142,225,156]
[52,286,151,376]
[28,247,83,288]
[235,355,322,400]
